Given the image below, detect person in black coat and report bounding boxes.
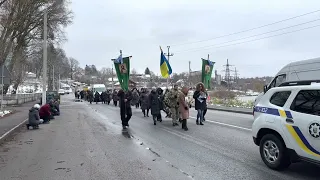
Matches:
[106,90,112,105]
[94,91,100,104]
[156,88,164,122]
[149,88,162,125]
[193,82,207,125]
[80,90,84,99]
[118,89,133,129]
[88,90,94,104]
[100,91,107,104]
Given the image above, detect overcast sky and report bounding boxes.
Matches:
[62,0,320,78]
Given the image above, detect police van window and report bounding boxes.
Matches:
[269,74,286,88]
[290,90,320,116]
[274,74,286,87]
[270,91,291,107]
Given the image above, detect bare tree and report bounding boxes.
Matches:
[69,57,79,80]
[131,68,138,75]
[0,0,73,93]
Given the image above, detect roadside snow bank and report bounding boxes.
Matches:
[0,110,12,117]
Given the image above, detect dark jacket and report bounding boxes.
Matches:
[88,91,94,100]
[39,104,51,118]
[149,90,161,115]
[101,91,106,101]
[140,91,149,110]
[113,91,119,101]
[156,88,164,110]
[94,92,100,101]
[118,90,133,108]
[193,90,207,110]
[28,107,40,125]
[106,91,112,101]
[131,89,140,105]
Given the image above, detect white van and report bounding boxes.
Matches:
[255,57,320,104]
[91,84,106,95]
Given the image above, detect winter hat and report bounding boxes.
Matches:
[34,104,40,109]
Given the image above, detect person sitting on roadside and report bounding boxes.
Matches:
[27,104,43,129]
[39,103,51,124]
[53,100,60,116]
[49,99,58,119]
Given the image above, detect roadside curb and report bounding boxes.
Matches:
[0,118,28,145]
[206,107,252,115]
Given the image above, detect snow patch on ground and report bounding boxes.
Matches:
[0,110,12,117]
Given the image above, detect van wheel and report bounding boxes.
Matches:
[259,134,291,170]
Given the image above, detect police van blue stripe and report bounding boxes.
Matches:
[254,106,292,118]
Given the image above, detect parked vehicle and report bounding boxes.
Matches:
[255,57,320,105]
[252,81,320,170]
[62,86,72,94]
[58,89,65,95]
[90,84,106,95]
[40,91,60,104]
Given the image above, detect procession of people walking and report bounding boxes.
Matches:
[83,82,208,131]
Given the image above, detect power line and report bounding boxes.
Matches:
[175,19,320,53]
[175,24,320,54]
[171,9,320,46]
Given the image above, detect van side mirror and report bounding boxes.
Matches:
[263,85,268,93]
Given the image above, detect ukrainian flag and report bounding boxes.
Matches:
[160,47,172,78]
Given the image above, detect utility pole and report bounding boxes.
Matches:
[58,66,60,90]
[188,61,191,87]
[58,73,60,90]
[52,65,55,90]
[111,50,122,90]
[111,63,114,90]
[1,65,4,111]
[222,59,234,91]
[164,46,173,88]
[42,9,48,105]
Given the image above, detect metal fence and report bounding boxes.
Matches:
[0,93,42,105]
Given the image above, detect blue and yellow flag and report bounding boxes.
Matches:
[160,47,172,78]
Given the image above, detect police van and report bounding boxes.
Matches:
[252,80,320,170]
[255,57,320,105]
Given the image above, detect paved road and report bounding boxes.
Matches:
[0,95,319,180]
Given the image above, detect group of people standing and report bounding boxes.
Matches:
[75,89,122,106]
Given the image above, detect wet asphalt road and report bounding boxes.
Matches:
[0,94,319,180]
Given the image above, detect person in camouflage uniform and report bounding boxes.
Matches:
[164,84,180,126]
[163,89,171,118]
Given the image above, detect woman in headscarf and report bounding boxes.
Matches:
[131,88,140,108]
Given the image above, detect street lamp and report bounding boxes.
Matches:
[41,9,48,105]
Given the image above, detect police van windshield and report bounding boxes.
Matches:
[94,87,106,92]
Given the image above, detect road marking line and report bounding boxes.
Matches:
[0,118,28,141]
[189,116,252,131]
